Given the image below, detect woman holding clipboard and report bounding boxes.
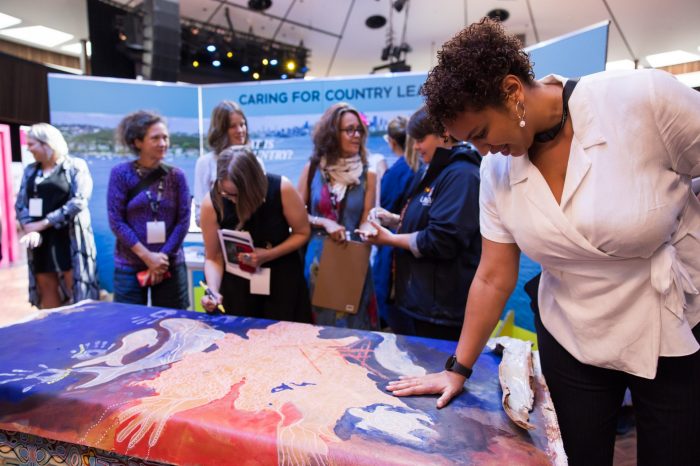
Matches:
[297,103,379,330]
[199,146,311,323]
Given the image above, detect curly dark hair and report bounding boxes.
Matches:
[421,17,534,134]
[311,102,367,167]
[116,110,165,155]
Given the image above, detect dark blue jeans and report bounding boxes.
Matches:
[113,262,189,310]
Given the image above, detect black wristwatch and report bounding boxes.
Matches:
[445,354,473,379]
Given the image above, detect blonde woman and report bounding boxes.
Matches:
[15,123,99,308]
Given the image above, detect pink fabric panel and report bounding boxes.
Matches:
[0,124,18,265]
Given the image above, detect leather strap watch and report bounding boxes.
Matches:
[445,354,473,379]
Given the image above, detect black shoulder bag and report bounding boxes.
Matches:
[126,163,172,204]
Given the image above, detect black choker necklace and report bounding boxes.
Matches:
[533,78,579,143]
[533,99,567,143]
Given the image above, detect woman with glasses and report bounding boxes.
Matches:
[199,146,311,322]
[107,110,191,309]
[15,123,99,308]
[297,102,378,330]
[194,101,265,226]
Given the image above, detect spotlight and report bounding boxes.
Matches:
[365,15,387,29]
[487,8,509,22]
[192,60,200,68]
[392,0,408,13]
[301,66,308,73]
[118,31,127,41]
[280,74,288,79]
[241,65,250,72]
[253,72,260,79]
[213,60,221,67]
[270,59,278,66]
[262,58,269,65]
[190,26,200,35]
[227,51,233,58]
[248,0,272,11]
[286,60,296,71]
[206,44,216,52]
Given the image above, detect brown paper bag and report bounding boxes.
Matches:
[312,238,370,314]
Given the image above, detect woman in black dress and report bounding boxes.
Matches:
[199,146,311,322]
[15,123,99,308]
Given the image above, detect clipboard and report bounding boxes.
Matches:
[312,238,370,314]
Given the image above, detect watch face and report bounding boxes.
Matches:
[445,355,456,370]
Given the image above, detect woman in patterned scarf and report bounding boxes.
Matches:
[298,103,378,330]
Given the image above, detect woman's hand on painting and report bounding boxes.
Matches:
[201,289,223,313]
[19,231,42,249]
[323,219,347,243]
[387,371,466,409]
[238,248,271,269]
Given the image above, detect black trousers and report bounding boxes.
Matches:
[535,310,700,466]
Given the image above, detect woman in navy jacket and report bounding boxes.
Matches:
[361,107,481,340]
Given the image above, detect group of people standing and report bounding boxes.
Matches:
[196,100,483,336]
[15,97,483,342]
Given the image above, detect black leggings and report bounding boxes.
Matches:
[535,311,700,466]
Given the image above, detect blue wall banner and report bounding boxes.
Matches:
[527,21,610,79]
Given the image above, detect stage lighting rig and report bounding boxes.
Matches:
[371,0,412,73]
[180,18,309,83]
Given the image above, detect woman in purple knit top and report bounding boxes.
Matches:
[107,110,191,309]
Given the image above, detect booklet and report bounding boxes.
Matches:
[217,229,270,295]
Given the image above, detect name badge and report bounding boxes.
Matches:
[29,198,43,217]
[146,221,166,244]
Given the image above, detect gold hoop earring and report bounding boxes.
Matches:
[516,101,526,128]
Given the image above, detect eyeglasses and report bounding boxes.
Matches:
[219,190,237,201]
[340,126,365,137]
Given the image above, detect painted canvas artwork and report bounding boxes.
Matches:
[0,302,561,465]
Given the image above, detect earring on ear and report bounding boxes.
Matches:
[516,101,526,128]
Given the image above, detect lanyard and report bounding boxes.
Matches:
[144,180,164,219]
[31,164,56,198]
[135,162,165,220]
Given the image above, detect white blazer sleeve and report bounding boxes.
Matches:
[479,156,516,244]
[651,70,700,177]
